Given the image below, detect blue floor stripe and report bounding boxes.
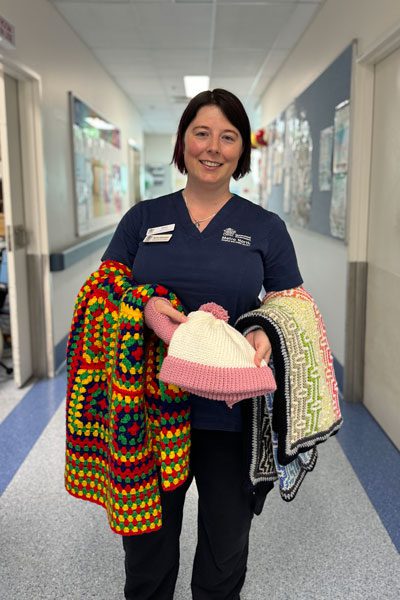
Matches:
[1,368,399,554]
[0,372,66,495]
[337,400,400,552]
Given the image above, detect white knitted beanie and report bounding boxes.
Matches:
[144,300,276,407]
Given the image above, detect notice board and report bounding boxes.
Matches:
[259,45,353,240]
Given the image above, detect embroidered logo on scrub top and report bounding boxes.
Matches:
[221,228,252,247]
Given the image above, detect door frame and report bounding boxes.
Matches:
[344,26,400,402]
[0,57,54,378]
[128,142,142,206]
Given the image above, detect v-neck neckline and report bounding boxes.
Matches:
[176,190,237,239]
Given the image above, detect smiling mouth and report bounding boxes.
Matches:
[200,160,223,167]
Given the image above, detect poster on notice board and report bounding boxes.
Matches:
[259,44,353,241]
[319,126,334,191]
[69,93,128,237]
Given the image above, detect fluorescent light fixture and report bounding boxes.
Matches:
[128,138,139,149]
[85,116,115,131]
[184,76,210,98]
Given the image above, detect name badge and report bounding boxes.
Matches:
[143,233,172,243]
[146,223,175,236]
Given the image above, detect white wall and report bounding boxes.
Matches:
[0,0,144,358]
[52,249,104,349]
[290,229,347,365]
[259,0,400,365]
[144,134,174,165]
[260,0,400,123]
[143,134,179,198]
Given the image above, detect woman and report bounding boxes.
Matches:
[102,89,303,599]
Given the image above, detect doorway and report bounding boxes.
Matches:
[0,72,33,386]
[0,68,49,386]
[363,46,400,449]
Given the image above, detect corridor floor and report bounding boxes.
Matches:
[1,373,399,600]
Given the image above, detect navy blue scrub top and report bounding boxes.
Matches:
[102,190,303,432]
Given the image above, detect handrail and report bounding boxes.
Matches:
[49,229,114,271]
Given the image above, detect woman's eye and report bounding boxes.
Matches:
[222,135,235,142]
[195,131,208,137]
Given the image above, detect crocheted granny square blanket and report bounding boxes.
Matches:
[65,261,190,535]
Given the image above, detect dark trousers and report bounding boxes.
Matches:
[123,429,254,600]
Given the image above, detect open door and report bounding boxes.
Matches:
[0,72,33,386]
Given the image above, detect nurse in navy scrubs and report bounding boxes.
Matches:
[103,89,303,600]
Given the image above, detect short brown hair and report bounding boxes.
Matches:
[172,89,251,180]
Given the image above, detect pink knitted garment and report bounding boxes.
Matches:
[144,297,181,343]
[144,298,276,407]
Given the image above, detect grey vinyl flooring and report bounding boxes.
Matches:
[0,400,399,600]
[0,356,23,424]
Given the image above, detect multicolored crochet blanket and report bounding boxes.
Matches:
[65,260,190,535]
[66,266,341,524]
[236,287,342,501]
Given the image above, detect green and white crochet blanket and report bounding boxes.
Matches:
[236,287,342,501]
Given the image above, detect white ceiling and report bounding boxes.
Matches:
[51,0,323,133]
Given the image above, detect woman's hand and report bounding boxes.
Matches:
[154,298,188,324]
[245,329,272,367]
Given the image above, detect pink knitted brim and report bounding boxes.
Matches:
[159,356,276,407]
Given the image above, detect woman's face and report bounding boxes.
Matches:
[183,105,243,189]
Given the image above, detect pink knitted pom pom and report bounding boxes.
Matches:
[199,302,229,322]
